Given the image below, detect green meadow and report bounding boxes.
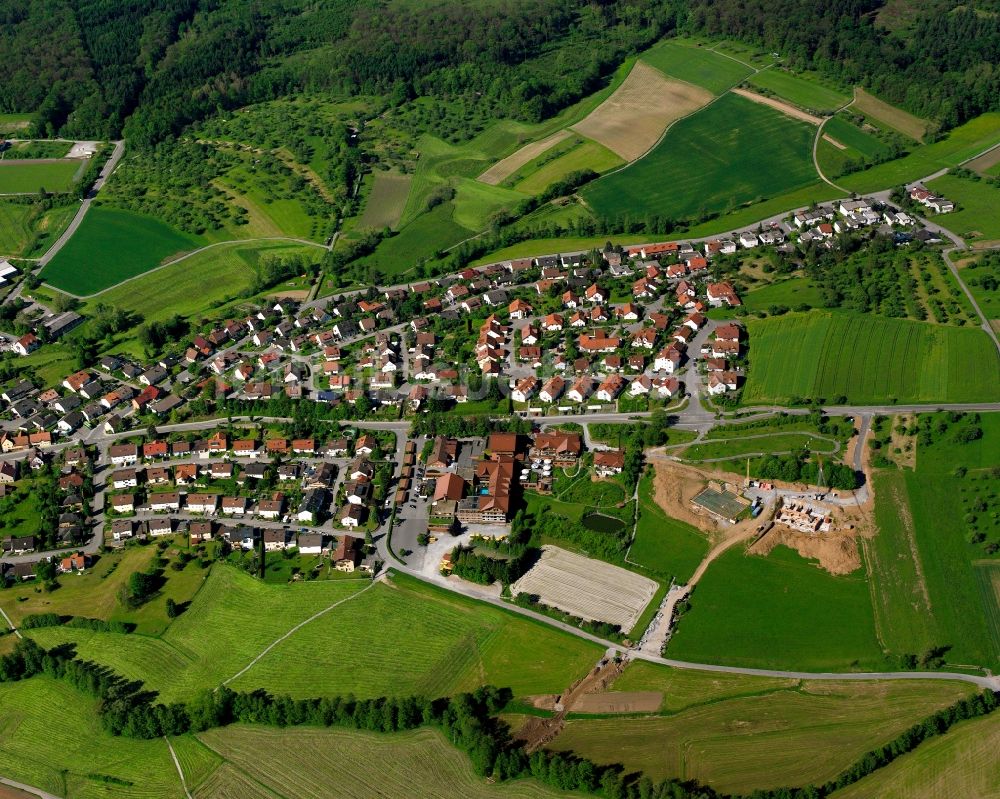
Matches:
[748,69,850,112]
[584,94,818,222]
[926,173,1000,240]
[0,159,81,193]
[742,311,1000,404]
[666,546,884,670]
[41,206,200,294]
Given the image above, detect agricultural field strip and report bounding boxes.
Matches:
[478,130,573,185]
[221,580,377,687]
[510,546,658,629]
[166,737,195,799]
[674,431,841,460]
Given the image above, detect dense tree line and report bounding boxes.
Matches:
[751,451,858,490]
[0,638,996,799]
[680,0,1000,128]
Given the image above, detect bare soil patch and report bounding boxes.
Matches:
[267,289,309,301]
[478,130,572,185]
[571,63,713,161]
[731,88,823,125]
[650,460,725,534]
[822,134,847,150]
[964,144,1000,173]
[571,691,663,713]
[750,524,862,575]
[0,787,35,799]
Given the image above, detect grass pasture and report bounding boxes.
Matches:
[197,725,585,799]
[570,61,713,161]
[0,678,184,799]
[641,39,753,95]
[666,546,884,670]
[853,87,929,141]
[959,255,1000,321]
[748,69,850,113]
[926,173,1000,241]
[0,200,40,255]
[229,572,602,699]
[831,714,1000,799]
[26,566,601,705]
[549,674,975,795]
[680,431,838,460]
[356,169,411,230]
[817,115,893,176]
[80,239,318,325]
[583,94,818,222]
[742,311,1000,404]
[41,206,199,295]
[0,159,81,194]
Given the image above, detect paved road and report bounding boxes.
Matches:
[942,246,1000,355]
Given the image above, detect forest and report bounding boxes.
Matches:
[4,0,998,146]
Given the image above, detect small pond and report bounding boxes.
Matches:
[581,513,626,534]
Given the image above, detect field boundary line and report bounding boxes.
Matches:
[165,737,193,799]
[219,579,377,688]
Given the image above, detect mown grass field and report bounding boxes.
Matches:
[742,311,1000,404]
[640,40,753,95]
[0,200,39,254]
[926,173,1000,241]
[735,276,825,314]
[27,566,601,705]
[356,169,412,230]
[197,725,587,799]
[830,714,1000,799]
[79,239,318,324]
[0,677,185,798]
[550,672,974,795]
[853,87,929,141]
[748,69,849,112]
[584,94,818,222]
[866,471,940,658]
[841,112,1000,192]
[229,572,602,699]
[41,206,200,294]
[0,159,81,193]
[667,546,885,670]
[627,471,709,584]
[817,115,893,176]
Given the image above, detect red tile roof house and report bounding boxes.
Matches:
[706,282,742,308]
[143,440,169,460]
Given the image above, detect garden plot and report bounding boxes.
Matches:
[511,546,657,629]
[571,62,713,161]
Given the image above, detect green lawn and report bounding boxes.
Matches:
[79,239,318,324]
[41,206,200,295]
[229,572,602,699]
[584,94,819,222]
[840,112,1000,193]
[627,471,709,583]
[26,565,601,704]
[641,40,753,94]
[748,69,850,112]
[0,159,81,193]
[0,678,185,798]
[742,310,1000,404]
[667,545,885,670]
[926,173,1000,241]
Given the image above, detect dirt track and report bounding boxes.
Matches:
[732,88,824,125]
[478,130,572,185]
